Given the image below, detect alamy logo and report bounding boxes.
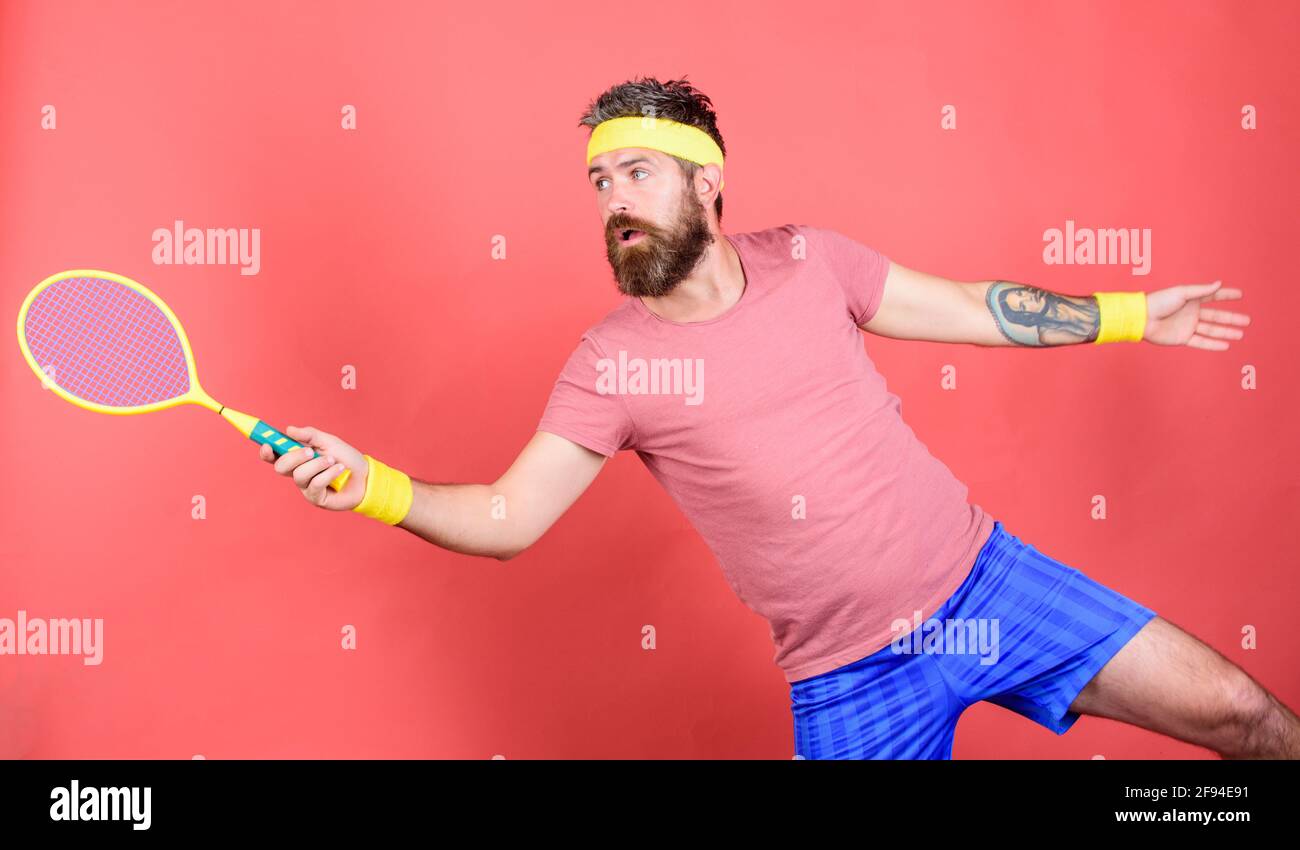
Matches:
[152,219,261,275]
[1043,219,1150,276]
[50,781,151,830]
[0,610,103,665]
[596,350,704,406]
[890,610,1000,666]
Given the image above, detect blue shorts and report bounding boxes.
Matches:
[789,520,1158,759]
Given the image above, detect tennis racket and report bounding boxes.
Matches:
[16,269,351,490]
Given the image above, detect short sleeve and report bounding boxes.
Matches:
[812,226,891,326]
[536,333,637,457]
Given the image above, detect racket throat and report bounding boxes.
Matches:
[218,406,260,439]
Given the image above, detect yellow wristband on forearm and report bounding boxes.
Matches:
[353,454,413,525]
[1093,291,1148,344]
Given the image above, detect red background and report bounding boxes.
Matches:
[1,0,1296,759]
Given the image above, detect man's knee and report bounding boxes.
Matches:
[1216,670,1280,757]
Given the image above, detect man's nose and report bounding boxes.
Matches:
[605,178,638,212]
[606,191,631,215]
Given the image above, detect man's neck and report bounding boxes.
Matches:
[638,233,745,323]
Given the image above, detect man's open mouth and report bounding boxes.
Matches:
[619,229,647,244]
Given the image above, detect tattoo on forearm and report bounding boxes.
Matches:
[984,282,1100,346]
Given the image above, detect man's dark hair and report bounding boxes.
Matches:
[578,76,726,222]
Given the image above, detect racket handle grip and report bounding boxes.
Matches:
[252,421,352,491]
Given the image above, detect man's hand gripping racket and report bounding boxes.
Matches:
[260,425,366,510]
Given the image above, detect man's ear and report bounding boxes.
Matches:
[697,162,723,199]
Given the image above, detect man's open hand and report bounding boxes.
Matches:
[1144,281,1250,351]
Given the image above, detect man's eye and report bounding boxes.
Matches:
[595,170,650,190]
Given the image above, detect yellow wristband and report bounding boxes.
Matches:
[1093,291,1147,344]
[353,454,413,525]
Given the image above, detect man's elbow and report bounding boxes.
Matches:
[487,483,541,562]
[493,534,536,562]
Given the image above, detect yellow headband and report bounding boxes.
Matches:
[586,116,725,191]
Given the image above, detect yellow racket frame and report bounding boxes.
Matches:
[16,269,350,490]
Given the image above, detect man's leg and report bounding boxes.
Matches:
[1068,616,1300,758]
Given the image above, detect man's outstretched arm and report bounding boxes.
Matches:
[259,428,608,561]
[860,263,1250,350]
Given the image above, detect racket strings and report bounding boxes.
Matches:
[23,277,191,407]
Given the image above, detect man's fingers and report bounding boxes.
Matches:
[273,444,318,476]
[1187,334,1230,352]
[259,443,275,463]
[286,425,331,446]
[304,463,347,506]
[292,452,335,489]
[1200,307,1250,326]
[1195,321,1244,341]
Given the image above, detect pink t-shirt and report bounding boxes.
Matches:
[537,223,995,683]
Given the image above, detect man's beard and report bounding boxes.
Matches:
[604,188,715,298]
